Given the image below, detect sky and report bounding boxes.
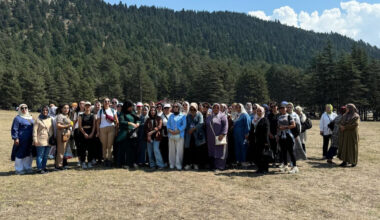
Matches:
[104,0,380,47]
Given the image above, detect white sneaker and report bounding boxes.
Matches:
[193,164,199,170]
[81,163,87,169]
[133,163,139,169]
[279,163,285,168]
[288,166,299,174]
[184,165,192,170]
[87,163,93,168]
[77,161,82,167]
[280,165,289,172]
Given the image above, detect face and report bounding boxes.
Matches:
[183,103,188,110]
[190,106,197,115]
[157,105,162,112]
[149,101,155,107]
[221,105,227,113]
[150,108,156,116]
[117,105,122,112]
[295,109,301,115]
[103,99,110,108]
[256,108,263,117]
[20,105,28,114]
[212,105,220,114]
[128,106,133,112]
[286,105,293,113]
[173,105,180,113]
[252,105,257,113]
[236,105,242,113]
[228,106,232,114]
[42,107,49,116]
[79,101,85,110]
[201,105,208,114]
[62,105,70,114]
[142,108,148,116]
[164,107,170,114]
[136,106,142,112]
[112,99,118,107]
[271,105,278,112]
[95,102,101,110]
[85,105,91,111]
[326,105,332,113]
[279,107,286,114]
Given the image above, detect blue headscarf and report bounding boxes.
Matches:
[39,106,51,120]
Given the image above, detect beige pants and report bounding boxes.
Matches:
[55,130,70,167]
[99,126,115,160]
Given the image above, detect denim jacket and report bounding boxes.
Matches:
[184,112,206,148]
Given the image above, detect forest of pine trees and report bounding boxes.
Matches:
[0,0,379,119]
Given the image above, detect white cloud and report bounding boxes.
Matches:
[248,1,380,47]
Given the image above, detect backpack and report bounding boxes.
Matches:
[288,115,300,138]
[301,117,313,133]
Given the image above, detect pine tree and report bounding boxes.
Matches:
[235,67,269,104]
[0,70,22,109]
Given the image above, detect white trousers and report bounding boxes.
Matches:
[15,156,33,172]
[169,138,184,170]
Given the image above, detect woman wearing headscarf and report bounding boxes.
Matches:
[184,103,206,170]
[295,106,307,152]
[338,104,360,167]
[136,105,149,167]
[286,103,307,161]
[11,104,34,175]
[224,104,236,167]
[249,105,270,173]
[233,103,251,167]
[144,106,165,169]
[206,103,228,170]
[55,104,73,170]
[167,102,187,170]
[320,104,337,159]
[117,100,140,169]
[33,105,54,173]
[182,101,190,116]
[326,106,347,164]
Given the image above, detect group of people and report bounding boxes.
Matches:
[10,98,359,175]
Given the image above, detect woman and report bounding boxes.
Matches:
[92,101,103,165]
[277,104,299,174]
[326,106,346,163]
[96,98,118,167]
[167,103,187,170]
[267,102,280,165]
[11,104,34,175]
[206,103,228,170]
[33,105,54,174]
[233,103,251,167]
[117,100,140,169]
[184,103,206,170]
[160,103,172,165]
[287,103,307,161]
[320,104,337,159]
[78,102,96,169]
[73,101,85,166]
[55,104,73,170]
[182,101,190,115]
[144,106,165,169]
[137,105,149,166]
[338,104,360,167]
[249,105,270,173]
[295,106,307,152]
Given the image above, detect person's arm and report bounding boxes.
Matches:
[78,115,87,137]
[96,112,101,137]
[33,120,39,146]
[178,115,187,132]
[11,117,20,145]
[319,113,324,135]
[195,113,204,131]
[341,117,359,131]
[244,114,251,139]
[89,116,96,138]
[167,115,174,133]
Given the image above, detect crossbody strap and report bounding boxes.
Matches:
[209,120,217,137]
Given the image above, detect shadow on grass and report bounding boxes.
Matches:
[306,160,337,169]
[215,170,279,178]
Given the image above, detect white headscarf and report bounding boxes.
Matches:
[182,101,190,115]
[212,103,220,116]
[253,105,265,127]
[18,104,33,120]
[238,103,247,119]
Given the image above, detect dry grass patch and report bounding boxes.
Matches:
[0,110,379,219]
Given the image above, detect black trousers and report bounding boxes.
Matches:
[118,138,138,167]
[323,135,332,156]
[183,136,207,167]
[269,137,279,163]
[160,137,169,164]
[279,135,296,166]
[78,137,95,163]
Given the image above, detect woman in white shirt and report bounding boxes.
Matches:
[319,104,337,159]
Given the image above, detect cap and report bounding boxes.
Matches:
[136,102,143,107]
[84,101,91,106]
[164,103,171,108]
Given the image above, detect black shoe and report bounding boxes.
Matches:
[351,163,357,167]
[55,167,64,171]
[339,162,347,167]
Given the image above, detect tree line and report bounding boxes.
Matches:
[0,0,379,120]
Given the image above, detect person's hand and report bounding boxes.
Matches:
[156,131,160,137]
[340,126,345,131]
[188,128,195,135]
[276,136,279,142]
[218,135,225,141]
[84,133,89,139]
[320,131,324,136]
[33,141,38,146]
[89,134,93,139]
[147,135,152,143]
[245,135,249,140]
[96,132,99,138]
[269,133,274,139]
[14,139,19,146]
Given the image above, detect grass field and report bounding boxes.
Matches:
[0,110,379,219]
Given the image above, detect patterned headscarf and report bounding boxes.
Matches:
[18,104,32,120]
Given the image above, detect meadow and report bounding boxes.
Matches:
[0,110,379,219]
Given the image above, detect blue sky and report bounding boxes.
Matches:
[104,0,380,47]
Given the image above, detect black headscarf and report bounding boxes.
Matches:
[39,105,50,120]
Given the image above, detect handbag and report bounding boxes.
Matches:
[40,118,56,146]
[262,145,274,161]
[62,130,71,142]
[209,121,227,146]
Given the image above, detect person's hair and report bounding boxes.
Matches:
[57,103,70,115]
[339,106,347,115]
[121,100,134,114]
[269,101,277,107]
[148,106,158,118]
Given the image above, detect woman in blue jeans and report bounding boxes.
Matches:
[33,106,54,174]
[144,106,165,169]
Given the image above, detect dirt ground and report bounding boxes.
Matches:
[0,110,379,219]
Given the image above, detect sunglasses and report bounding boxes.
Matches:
[21,107,28,110]
[112,102,117,104]
[190,108,196,112]
[104,100,110,103]
[173,106,179,108]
